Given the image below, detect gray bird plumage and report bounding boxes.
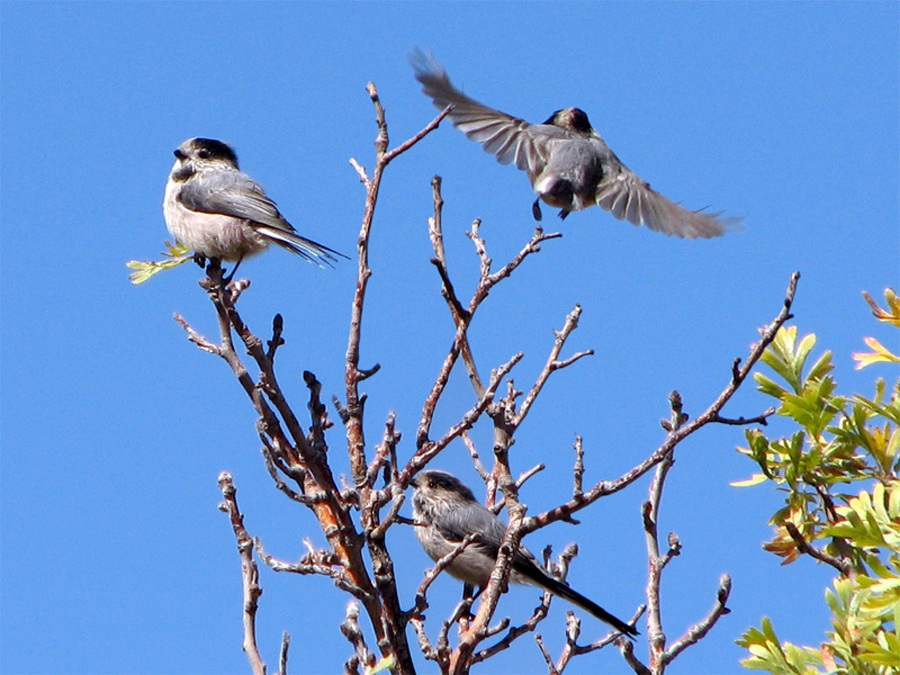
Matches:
[163,137,345,265]
[411,470,638,637]
[410,49,741,239]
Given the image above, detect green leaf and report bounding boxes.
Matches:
[732,473,770,487]
[126,241,193,284]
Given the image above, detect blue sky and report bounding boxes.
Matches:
[1,2,897,674]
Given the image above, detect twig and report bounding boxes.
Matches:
[712,407,776,426]
[522,272,802,535]
[472,543,582,664]
[641,394,680,668]
[535,634,557,674]
[659,575,732,667]
[462,432,490,482]
[514,305,593,427]
[403,352,524,482]
[408,532,480,621]
[784,522,850,575]
[255,537,372,602]
[418,184,563,447]
[278,632,290,675]
[266,314,285,362]
[217,472,266,675]
[516,464,545,490]
[572,436,585,496]
[345,86,449,487]
[340,602,375,674]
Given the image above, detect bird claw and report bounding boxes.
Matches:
[558,209,570,221]
[532,199,543,221]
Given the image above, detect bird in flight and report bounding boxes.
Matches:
[411,49,741,239]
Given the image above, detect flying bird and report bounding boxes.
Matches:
[411,49,740,239]
[163,137,345,273]
[411,470,638,637]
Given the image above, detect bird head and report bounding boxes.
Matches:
[411,470,478,515]
[170,137,239,181]
[543,107,593,134]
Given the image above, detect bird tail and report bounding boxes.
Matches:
[534,572,639,638]
[256,226,349,267]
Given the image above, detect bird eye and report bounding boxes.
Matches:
[197,149,211,159]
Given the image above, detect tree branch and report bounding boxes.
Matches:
[217,472,266,675]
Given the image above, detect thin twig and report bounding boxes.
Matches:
[573,436,585,496]
[278,632,290,675]
[659,575,732,667]
[522,272,801,535]
[784,522,850,575]
[514,305,593,427]
[217,472,266,675]
[340,602,375,674]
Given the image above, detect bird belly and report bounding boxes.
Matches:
[414,525,495,587]
[164,195,267,262]
[532,173,592,212]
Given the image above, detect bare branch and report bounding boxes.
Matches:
[472,543,582,664]
[418,198,563,447]
[535,634,557,674]
[462,432,490,482]
[255,537,373,603]
[712,407,777,426]
[384,104,453,163]
[514,305,592,427]
[515,464,545,490]
[784,522,850,575]
[217,472,266,675]
[417,532,479,607]
[277,632,290,675]
[173,313,221,355]
[621,638,653,675]
[572,436,585,496]
[266,313,285,362]
[523,272,801,535]
[660,575,732,666]
[341,602,376,674]
[404,351,524,482]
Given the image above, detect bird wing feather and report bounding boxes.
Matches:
[594,164,740,239]
[179,169,343,264]
[178,169,292,231]
[410,48,552,180]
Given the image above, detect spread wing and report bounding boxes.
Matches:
[410,48,553,180]
[594,163,742,239]
[178,168,344,264]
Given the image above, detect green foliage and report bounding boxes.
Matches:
[735,289,900,674]
[126,241,193,284]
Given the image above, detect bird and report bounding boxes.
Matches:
[410,469,638,637]
[410,49,740,239]
[163,137,346,276]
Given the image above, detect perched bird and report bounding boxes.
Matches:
[411,470,638,637]
[163,137,345,273]
[410,49,740,239]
